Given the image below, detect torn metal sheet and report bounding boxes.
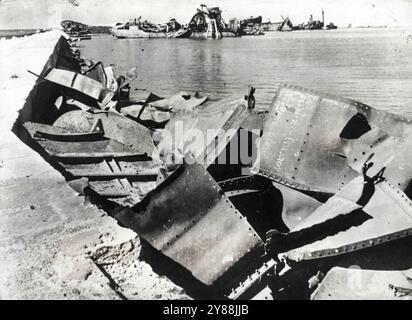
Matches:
[288,177,364,233]
[284,178,412,262]
[311,267,412,300]
[274,183,322,230]
[83,62,107,87]
[255,84,412,194]
[150,92,208,112]
[120,103,171,125]
[161,97,250,167]
[218,175,322,232]
[104,66,118,92]
[115,162,262,285]
[218,175,289,236]
[44,68,114,105]
[53,110,155,156]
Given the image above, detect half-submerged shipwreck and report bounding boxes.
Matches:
[293,10,337,31]
[15,35,412,300]
[239,16,264,35]
[111,18,189,39]
[61,20,92,40]
[188,5,239,39]
[276,10,337,32]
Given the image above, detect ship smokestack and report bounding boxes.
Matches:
[322,9,325,28]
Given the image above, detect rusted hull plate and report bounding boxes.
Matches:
[311,267,412,300]
[115,162,262,285]
[285,179,412,262]
[255,84,412,194]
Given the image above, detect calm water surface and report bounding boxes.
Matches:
[82,28,412,116]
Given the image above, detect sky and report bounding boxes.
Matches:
[1,0,412,29]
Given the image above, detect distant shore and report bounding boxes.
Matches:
[0,28,50,39]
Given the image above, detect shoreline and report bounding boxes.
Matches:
[0,28,50,39]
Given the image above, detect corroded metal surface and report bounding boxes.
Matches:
[284,179,412,262]
[255,84,412,194]
[54,110,155,156]
[115,162,262,285]
[311,267,412,300]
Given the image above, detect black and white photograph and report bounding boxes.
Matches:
[0,0,412,302]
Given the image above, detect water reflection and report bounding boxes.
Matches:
[82,28,412,116]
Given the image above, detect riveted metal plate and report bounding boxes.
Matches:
[285,179,412,262]
[255,84,412,194]
[379,134,412,191]
[115,161,262,285]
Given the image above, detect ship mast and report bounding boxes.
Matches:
[322,9,325,29]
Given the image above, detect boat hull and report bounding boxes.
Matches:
[112,28,168,39]
[190,31,223,39]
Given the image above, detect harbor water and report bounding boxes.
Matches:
[81,27,412,116]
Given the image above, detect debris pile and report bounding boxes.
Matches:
[239,16,264,36]
[111,18,189,39]
[61,20,92,40]
[16,36,412,300]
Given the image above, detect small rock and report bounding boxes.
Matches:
[30,205,35,210]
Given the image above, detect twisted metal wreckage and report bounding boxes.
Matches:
[15,37,412,300]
